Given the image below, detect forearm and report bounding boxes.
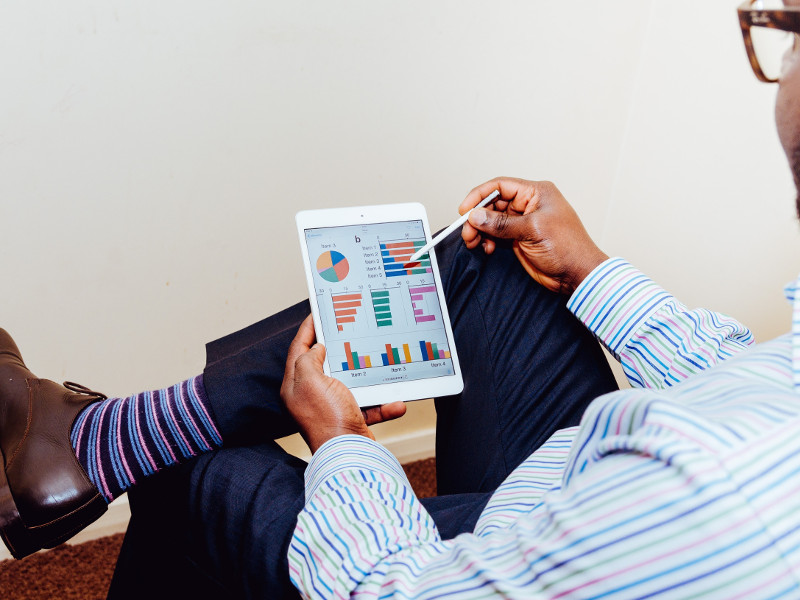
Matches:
[568,258,754,388]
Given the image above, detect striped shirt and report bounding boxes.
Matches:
[289,257,800,599]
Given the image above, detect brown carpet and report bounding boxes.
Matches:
[0,457,436,600]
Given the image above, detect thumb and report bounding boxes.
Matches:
[468,208,530,241]
[296,343,327,376]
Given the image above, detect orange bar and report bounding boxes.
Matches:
[403,344,412,363]
[337,316,355,323]
[333,293,363,302]
[384,241,416,249]
[344,342,355,370]
[334,308,358,316]
[425,342,434,361]
[385,344,395,365]
[333,301,361,309]
[444,351,450,358]
[365,356,372,368]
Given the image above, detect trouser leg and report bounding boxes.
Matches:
[432,234,619,494]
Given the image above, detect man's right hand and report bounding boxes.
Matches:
[460,177,608,295]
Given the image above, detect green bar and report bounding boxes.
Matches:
[431,343,438,359]
[392,348,401,364]
[372,290,390,298]
[409,268,429,275]
[372,297,390,305]
[377,320,392,327]
[374,306,392,316]
[351,352,359,367]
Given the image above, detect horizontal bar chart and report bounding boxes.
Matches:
[380,239,432,277]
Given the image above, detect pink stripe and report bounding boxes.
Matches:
[164,386,193,456]
[114,397,136,485]
[152,390,178,462]
[93,402,113,499]
[189,377,222,444]
[133,396,158,471]
[174,380,211,450]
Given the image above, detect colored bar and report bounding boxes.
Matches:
[335,308,358,316]
[333,293,362,302]
[444,351,450,358]
[381,353,389,366]
[341,361,349,370]
[392,347,401,364]
[377,320,392,327]
[410,286,437,294]
[358,356,366,369]
[338,316,356,323]
[425,342,434,361]
[417,315,436,322]
[419,341,429,361]
[344,342,355,370]
[333,301,361,309]
[431,343,438,359]
[385,344,395,365]
[372,290,390,297]
[365,356,372,368]
[403,344,412,363]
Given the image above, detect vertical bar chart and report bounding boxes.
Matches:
[341,342,373,371]
[419,340,451,361]
[332,292,362,331]
[371,290,392,327]
[409,285,438,324]
[380,239,433,277]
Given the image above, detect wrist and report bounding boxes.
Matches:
[306,425,373,454]
[568,248,609,292]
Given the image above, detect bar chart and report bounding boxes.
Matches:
[338,338,452,371]
[331,292,362,332]
[380,239,432,277]
[371,290,393,327]
[409,284,438,324]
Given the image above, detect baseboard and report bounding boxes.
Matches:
[0,428,436,562]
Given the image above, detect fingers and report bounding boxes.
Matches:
[468,207,532,241]
[284,315,318,382]
[362,401,407,425]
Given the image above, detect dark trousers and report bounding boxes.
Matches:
[107,233,618,599]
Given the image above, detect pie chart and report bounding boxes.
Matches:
[316,250,350,283]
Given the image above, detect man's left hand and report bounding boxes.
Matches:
[281,316,407,453]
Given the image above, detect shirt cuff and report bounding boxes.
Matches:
[567,257,672,358]
[304,434,411,501]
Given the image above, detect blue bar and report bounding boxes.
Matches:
[341,361,349,371]
[386,271,406,278]
[419,341,429,361]
[383,262,407,271]
[381,353,389,366]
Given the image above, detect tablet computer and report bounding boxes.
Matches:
[296,203,463,407]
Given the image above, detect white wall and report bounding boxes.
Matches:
[1,0,797,462]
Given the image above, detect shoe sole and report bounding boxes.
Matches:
[0,448,108,560]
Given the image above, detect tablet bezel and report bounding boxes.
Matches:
[295,202,463,407]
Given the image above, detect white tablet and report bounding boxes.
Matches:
[296,203,463,407]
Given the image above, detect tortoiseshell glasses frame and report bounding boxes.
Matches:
[739,0,800,82]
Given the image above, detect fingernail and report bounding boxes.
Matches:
[469,208,488,226]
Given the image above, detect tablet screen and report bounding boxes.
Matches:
[303,219,456,389]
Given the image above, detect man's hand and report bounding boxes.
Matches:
[280,316,407,453]
[460,177,608,294]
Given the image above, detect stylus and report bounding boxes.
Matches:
[408,190,500,263]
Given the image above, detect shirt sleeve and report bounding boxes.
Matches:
[567,257,754,389]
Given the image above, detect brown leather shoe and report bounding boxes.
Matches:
[0,329,108,559]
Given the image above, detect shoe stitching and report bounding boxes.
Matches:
[4,380,34,472]
[25,492,105,530]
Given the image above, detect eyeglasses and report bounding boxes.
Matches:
[739,0,800,82]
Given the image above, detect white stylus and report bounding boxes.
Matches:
[408,190,500,263]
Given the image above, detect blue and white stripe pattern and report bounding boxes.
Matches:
[289,258,800,599]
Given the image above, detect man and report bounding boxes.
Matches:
[1,1,797,599]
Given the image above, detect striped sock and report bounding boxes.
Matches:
[70,374,223,502]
